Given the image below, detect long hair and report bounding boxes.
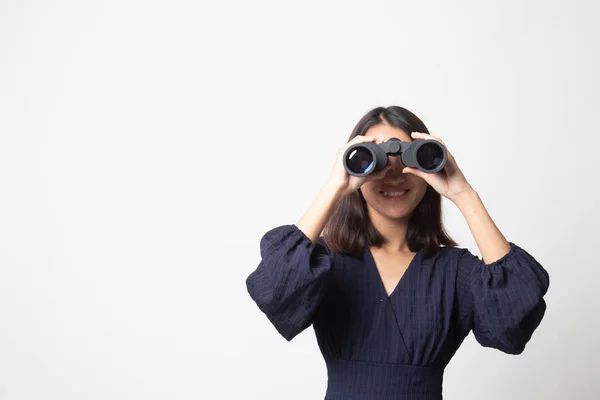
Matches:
[323,106,457,258]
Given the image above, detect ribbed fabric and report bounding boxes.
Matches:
[325,359,443,399]
[246,225,550,399]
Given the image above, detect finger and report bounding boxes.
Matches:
[364,165,384,180]
[441,158,456,175]
[374,163,393,177]
[340,135,378,153]
[411,132,444,145]
[402,166,427,180]
[411,131,442,143]
[363,163,391,182]
[352,134,379,144]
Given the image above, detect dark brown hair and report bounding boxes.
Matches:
[323,106,457,258]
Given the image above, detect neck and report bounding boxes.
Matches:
[367,207,413,253]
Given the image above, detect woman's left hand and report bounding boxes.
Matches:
[402,132,475,202]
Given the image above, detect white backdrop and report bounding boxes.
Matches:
[1,0,598,399]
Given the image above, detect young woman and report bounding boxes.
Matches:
[245,106,550,399]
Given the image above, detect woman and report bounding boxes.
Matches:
[245,106,550,399]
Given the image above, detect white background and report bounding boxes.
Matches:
[1,0,598,399]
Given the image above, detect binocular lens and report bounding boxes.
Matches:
[346,148,375,174]
[416,142,444,171]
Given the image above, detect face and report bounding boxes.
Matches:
[359,124,429,221]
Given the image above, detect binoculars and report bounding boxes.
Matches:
[343,137,447,177]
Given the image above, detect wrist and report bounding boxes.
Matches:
[324,178,349,200]
[449,185,478,206]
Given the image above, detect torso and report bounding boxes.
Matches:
[312,244,467,368]
[369,247,419,297]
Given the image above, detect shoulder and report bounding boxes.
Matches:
[424,244,466,263]
[420,245,476,278]
[317,236,328,248]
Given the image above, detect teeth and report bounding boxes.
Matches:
[382,191,408,197]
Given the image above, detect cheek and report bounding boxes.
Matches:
[410,179,429,201]
[406,174,427,190]
[359,182,378,200]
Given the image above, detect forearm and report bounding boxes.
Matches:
[295,180,346,245]
[451,189,511,264]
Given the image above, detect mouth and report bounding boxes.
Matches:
[379,189,411,199]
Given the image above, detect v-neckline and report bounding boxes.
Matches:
[366,246,421,299]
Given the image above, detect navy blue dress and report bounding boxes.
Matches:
[245,224,550,399]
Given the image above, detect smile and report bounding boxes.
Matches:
[379,190,410,198]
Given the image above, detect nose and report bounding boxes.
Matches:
[382,156,407,182]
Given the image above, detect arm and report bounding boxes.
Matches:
[405,132,550,354]
[450,188,511,264]
[449,183,549,354]
[404,131,511,263]
[247,135,390,340]
[295,180,345,245]
[297,134,395,244]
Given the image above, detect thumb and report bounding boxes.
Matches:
[402,167,426,179]
[372,164,392,179]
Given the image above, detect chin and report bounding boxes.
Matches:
[380,209,413,221]
[369,203,415,221]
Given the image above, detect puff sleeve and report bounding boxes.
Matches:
[245,224,334,341]
[456,242,550,354]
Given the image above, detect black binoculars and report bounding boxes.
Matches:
[343,137,447,177]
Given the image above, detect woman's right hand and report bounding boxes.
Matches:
[327,135,392,198]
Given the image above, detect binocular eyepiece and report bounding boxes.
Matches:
[343,137,447,177]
